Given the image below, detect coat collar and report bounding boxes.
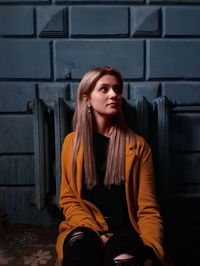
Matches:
[126,141,137,155]
[125,133,138,156]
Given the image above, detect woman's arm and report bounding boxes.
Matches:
[59,134,106,232]
[137,140,164,263]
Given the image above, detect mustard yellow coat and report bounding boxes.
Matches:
[56,131,165,265]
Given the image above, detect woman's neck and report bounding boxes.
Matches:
[94,118,113,137]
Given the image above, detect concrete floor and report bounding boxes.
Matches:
[0,222,57,266]
[0,213,199,266]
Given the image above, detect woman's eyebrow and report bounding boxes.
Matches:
[99,83,119,86]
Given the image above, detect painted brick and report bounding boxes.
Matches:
[38,83,69,107]
[170,112,200,151]
[0,155,34,185]
[55,40,144,80]
[0,7,33,36]
[70,7,128,37]
[171,154,200,184]
[147,40,200,79]
[0,83,35,112]
[122,83,129,100]
[56,0,143,2]
[70,83,79,102]
[129,82,160,100]
[163,7,200,36]
[148,0,200,3]
[130,7,160,36]
[37,7,67,37]
[162,83,200,104]
[0,0,48,2]
[0,115,33,153]
[0,40,51,80]
[0,187,54,224]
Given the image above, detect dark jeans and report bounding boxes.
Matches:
[62,227,148,266]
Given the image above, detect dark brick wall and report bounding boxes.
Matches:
[0,0,200,226]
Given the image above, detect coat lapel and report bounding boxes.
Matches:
[124,137,140,233]
[125,138,137,183]
[76,142,84,197]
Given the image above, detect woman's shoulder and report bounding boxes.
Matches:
[126,128,151,150]
[63,131,76,145]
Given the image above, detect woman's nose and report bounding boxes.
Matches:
[108,88,117,97]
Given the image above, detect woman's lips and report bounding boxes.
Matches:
[106,102,118,107]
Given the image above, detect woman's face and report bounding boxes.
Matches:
[87,74,122,122]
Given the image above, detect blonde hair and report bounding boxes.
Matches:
[72,66,128,189]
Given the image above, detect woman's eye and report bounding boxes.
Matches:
[114,87,122,94]
[100,87,107,93]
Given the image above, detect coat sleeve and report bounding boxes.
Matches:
[59,134,107,232]
[137,140,165,263]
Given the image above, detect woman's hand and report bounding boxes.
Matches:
[144,259,153,266]
[101,234,109,245]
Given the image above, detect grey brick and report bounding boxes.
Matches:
[70,83,79,102]
[70,7,128,37]
[0,0,48,2]
[0,7,33,36]
[55,40,144,80]
[0,115,33,153]
[56,0,143,2]
[0,187,54,224]
[170,112,200,151]
[37,7,67,37]
[0,155,34,185]
[0,40,51,80]
[0,83,35,112]
[38,83,69,107]
[122,83,129,100]
[147,40,200,79]
[163,7,200,36]
[148,0,200,3]
[162,83,200,104]
[171,154,200,183]
[130,82,160,100]
[130,7,160,36]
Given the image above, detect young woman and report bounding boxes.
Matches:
[56,67,164,266]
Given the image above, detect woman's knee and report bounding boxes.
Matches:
[114,254,134,260]
[113,254,137,266]
[62,227,103,266]
[64,226,101,248]
[113,256,139,266]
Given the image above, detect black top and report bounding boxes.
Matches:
[81,131,133,233]
[81,132,160,263]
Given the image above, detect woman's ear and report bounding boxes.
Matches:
[82,94,90,105]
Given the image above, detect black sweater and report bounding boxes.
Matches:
[82,131,133,233]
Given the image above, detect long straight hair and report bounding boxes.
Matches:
[72,67,129,189]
